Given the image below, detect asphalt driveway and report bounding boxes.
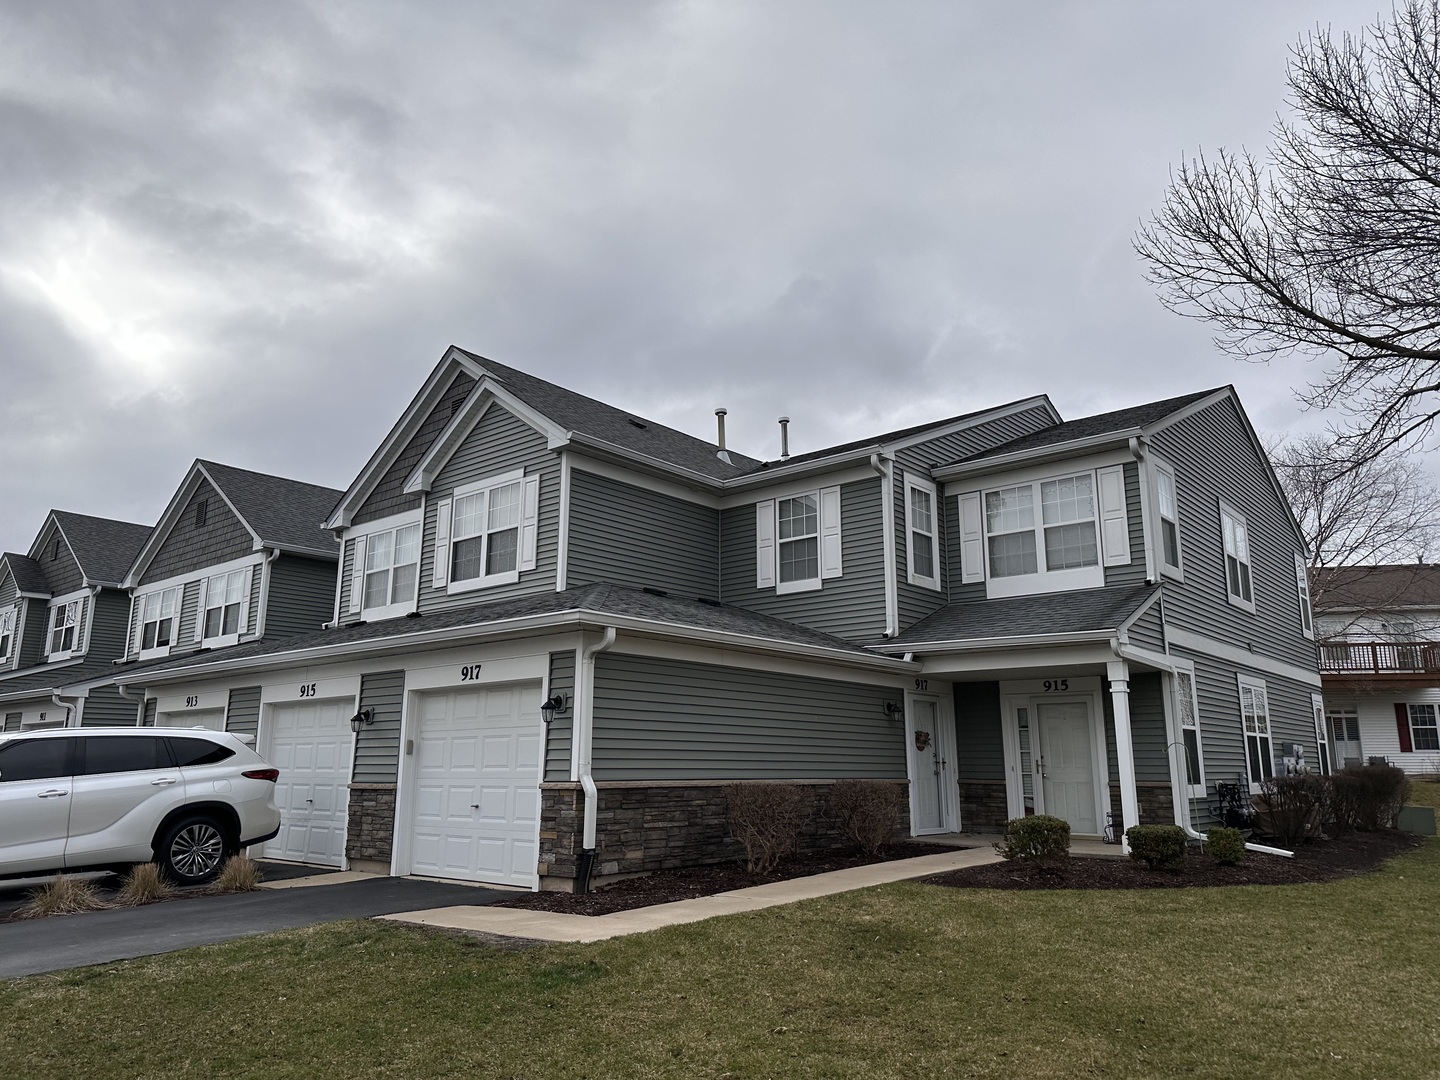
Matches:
[0,876,508,979]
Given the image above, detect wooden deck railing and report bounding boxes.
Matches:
[1318,640,1440,674]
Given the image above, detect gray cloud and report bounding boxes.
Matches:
[0,0,1383,552]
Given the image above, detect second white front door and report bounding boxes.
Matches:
[1035,700,1099,836]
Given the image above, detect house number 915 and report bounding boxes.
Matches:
[1042,679,1070,692]
[460,665,483,681]
[299,683,318,697]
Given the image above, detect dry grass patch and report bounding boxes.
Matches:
[15,876,110,920]
[114,863,176,907]
[211,855,263,893]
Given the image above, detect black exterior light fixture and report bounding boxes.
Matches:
[349,708,374,733]
[540,694,567,724]
[883,702,905,721]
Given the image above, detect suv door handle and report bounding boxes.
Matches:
[37,789,69,798]
[150,777,179,786]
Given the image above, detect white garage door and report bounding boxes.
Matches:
[410,683,541,889]
[262,699,352,867]
[157,709,225,731]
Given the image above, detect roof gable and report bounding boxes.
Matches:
[0,553,50,597]
[1312,564,1440,612]
[28,511,151,589]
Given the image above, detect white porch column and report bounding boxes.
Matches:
[1107,659,1141,853]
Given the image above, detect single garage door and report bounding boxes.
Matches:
[262,698,352,867]
[157,709,225,731]
[410,683,541,889]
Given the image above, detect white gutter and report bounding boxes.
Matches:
[871,453,899,638]
[881,628,1117,654]
[574,626,616,891]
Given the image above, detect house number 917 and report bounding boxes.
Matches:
[1042,679,1070,692]
[460,665,483,681]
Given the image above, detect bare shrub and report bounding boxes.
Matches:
[16,875,111,919]
[724,783,811,874]
[1257,774,1325,848]
[832,780,901,857]
[115,862,177,906]
[211,855,264,893]
[1331,764,1410,831]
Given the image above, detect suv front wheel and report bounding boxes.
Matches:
[156,815,232,884]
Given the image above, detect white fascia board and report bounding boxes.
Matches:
[910,642,1119,675]
[1165,626,1323,688]
[933,430,1142,484]
[1116,588,1164,639]
[402,381,571,495]
[718,466,879,510]
[567,455,721,509]
[875,628,1119,654]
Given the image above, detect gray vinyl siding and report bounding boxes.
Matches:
[1126,602,1165,653]
[1101,672,1170,783]
[141,479,254,584]
[84,589,131,661]
[35,522,83,595]
[225,686,262,739]
[954,681,1005,780]
[1147,398,1318,672]
[0,570,17,608]
[1103,462,1147,588]
[3,712,20,732]
[354,372,477,526]
[591,652,903,781]
[719,477,886,641]
[416,404,560,613]
[544,650,575,782]
[566,469,719,598]
[264,555,336,637]
[352,670,405,784]
[81,684,142,727]
[142,699,157,727]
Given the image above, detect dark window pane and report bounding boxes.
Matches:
[222,603,241,636]
[486,528,518,575]
[452,536,484,581]
[167,737,234,767]
[204,607,222,638]
[78,736,170,775]
[1162,520,1179,567]
[0,738,73,782]
[1183,729,1201,785]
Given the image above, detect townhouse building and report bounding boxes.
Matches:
[102,347,1323,891]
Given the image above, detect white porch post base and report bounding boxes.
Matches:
[1107,659,1140,854]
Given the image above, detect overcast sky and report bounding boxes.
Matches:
[0,1,1390,554]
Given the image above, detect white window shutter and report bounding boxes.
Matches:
[130,595,142,655]
[518,475,541,572]
[348,535,366,613]
[238,567,253,635]
[755,500,776,589]
[194,577,209,642]
[1097,465,1130,566]
[433,499,452,588]
[959,491,984,584]
[820,485,843,579]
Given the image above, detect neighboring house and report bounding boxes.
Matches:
[110,348,1322,890]
[1314,564,1440,775]
[0,511,153,730]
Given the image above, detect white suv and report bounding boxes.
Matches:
[0,727,282,885]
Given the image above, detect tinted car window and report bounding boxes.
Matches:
[167,737,235,767]
[0,739,73,782]
[77,736,171,776]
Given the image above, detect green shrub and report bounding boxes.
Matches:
[724,783,812,874]
[1125,824,1188,870]
[1205,826,1246,866]
[831,779,901,857]
[994,815,1070,864]
[1331,764,1411,831]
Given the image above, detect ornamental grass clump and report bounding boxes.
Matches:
[212,855,264,893]
[1125,824,1188,871]
[724,783,812,874]
[115,862,177,906]
[1205,826,1247,866]
[16,875,111,919]
[994,815,1070,865]
[831,779,901,857]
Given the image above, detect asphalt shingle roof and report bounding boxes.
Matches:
[886,583,1160,647]
[0,656,125,702]
[1312,564,1440,612]
[955,389,1223,465]
[200,461,342,557]
[462,351,765,480]
[50,511,153,586]
[1,553,50,596]
[114,583,878,682]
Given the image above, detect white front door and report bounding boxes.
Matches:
[409,683,541,889]
[908,696,949,833]
[262,699,352,867]
[157,709,225,731]
[1036,699,1099,836]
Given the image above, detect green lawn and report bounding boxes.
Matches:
[5,841,1439,1079]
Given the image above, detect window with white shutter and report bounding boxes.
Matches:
[755,486,842,594]
[445,469,537,595]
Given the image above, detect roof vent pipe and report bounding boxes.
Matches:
[714,408,727,450]
[779,417,790,461]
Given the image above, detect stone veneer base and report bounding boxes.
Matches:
[346,783,398,866]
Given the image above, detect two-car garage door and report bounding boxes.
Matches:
[409,684,542,890]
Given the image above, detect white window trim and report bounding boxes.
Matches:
[1408,703,1440,753]
[198,567,252,648]
[1219,499,1256,614]
[1294,552,1314,640]
[46,592,86,661]
[1237,673,1272,794]
[904,472,941,592]
[974,469,1108,599]
[0,605,14,665]
[443,468,540,597]
[755,486,842,595]
[1169,659,1205,799]
[350,517,424,619]
[1151,456,1184,581]
[134,584,182,660]
[1311,693,1331,776]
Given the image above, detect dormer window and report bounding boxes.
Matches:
[135,586,180,656]
[199,568,250,645]
[364,524,421,609]
[433,470,541,596]
[48,600,79,658]
[0,608,14,664]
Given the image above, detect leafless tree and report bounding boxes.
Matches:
[1137,2,1440,466]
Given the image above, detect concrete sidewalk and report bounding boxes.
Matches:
[381,846,1001,943]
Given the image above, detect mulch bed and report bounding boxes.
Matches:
[494,841,962,917]
[923,829,1424,891]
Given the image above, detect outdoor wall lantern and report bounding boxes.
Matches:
[349,708,374,733]
[883,702,906,721]
[540,694,567,725]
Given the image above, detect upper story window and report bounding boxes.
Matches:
[432,470,541,596]
[365,525,421,609]
[1294,553,1314,639]
[136,586,180,656]
[1238,675,1272,792]
[1154,461,1182,576]
[755,486,842,595]
[200,569,248,643]
[1220,502,1255,612]
[905,473,940,592]
[0,607,14,664]
[48,599,80,659]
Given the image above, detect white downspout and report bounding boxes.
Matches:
[255,548,281,638]
[50,692,77,728]
[575,625,616,891]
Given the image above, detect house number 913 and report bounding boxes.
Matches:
[1042,679,1070,692]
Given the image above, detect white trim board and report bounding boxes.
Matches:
[1164,626,1322,687]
